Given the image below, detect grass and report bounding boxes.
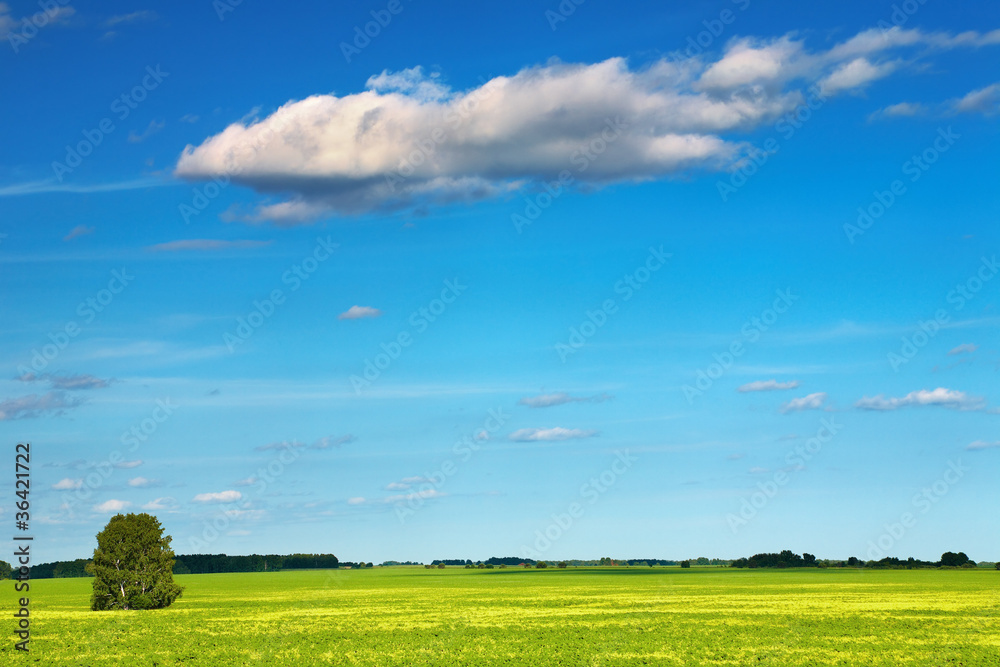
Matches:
[3,567,998,665]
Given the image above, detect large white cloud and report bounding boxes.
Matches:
[174,27,1000,223]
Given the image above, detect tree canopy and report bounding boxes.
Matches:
[87,513,183,611]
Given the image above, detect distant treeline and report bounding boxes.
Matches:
[19,554,346,579]
[730,550,989,569]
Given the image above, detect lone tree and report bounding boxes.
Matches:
[87,513,183,611]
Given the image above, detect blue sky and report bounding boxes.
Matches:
[1,0,998,564]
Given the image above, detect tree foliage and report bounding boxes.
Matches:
[88,513,183,611]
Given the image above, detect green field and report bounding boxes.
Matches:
[3,567,998,665]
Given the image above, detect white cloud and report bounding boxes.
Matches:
[52,478,82,490]
[508,427,598,442]
[128,477,158,488]
[781,392,828,413]
[952,82,1000,115]
[748,466,770,474]
[868,101,927,121]
[114,460,143,469]
[234,476,257,487]
[819,58,898,95]
[384,488,446,504]
[518,392,612,407]
[105,10,158,27]
[401,476,431,484]
[95,499,131,513]
[142,497,178,511]
[738,379,800,393]
[948,343,978,355]
[193,490,242,503]
[967,440,1000,451]
[386,482,410,490]
[347,497,367,505]
[173,27,1000,222]
[128,119,165,144]
[855,387,985,411]
[338,306,382,320]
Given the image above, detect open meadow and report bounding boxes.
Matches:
[4,567,998,666]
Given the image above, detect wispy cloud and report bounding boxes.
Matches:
[0,178,173,198]
[952,82,1000,115]
[868,101,927,121]
[518,392,612,408]
[855,388,985,411]
[508,427,598,442]
[145,239,273,252]
[0,392,83,421]
[738,379,800,393]
[967,440,1000,451]
[338,306,382,320]
[63,225,95,241]
[16,372,112,391]
[52,478,83,490]
[128,119,165,144]
[311,434,356,449]
[105,10,158,27]
[948,343,978,356]
[142,497,178,511]
[254,440,305,452]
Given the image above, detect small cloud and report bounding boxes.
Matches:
[192,490,242,504]
[128,476,158,488]
[347,497,366,505]
[311,434,355,449]
[128,119,165,144]
[474,429,489,441]
[868,101,927,121]
[233,476,257,487]
[254,440,305,452]
[967,440,1000,451]
[508,427,598,442]
[386,482,410,490]
[338,305,381,320]
[95,499,131,513]
[0,391,83,421]
[518,392,613,408]
[179,114,200,124]
[63,225,95,241]
[948,343,978,356]
[952,82,1000,116]
[114,460,143,469]
[401,476,431,484]
[748,466,770,474]
[384,488,446,504]
[780,392,828,413]
[145,239,273,252]
[738,380,800,393]
[855,388,985,412]
[52,478,83,490]
[142,497,178,511]
[105,10,158,27]
[727,453,745,461]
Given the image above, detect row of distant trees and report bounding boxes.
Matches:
[729,550,987,569]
